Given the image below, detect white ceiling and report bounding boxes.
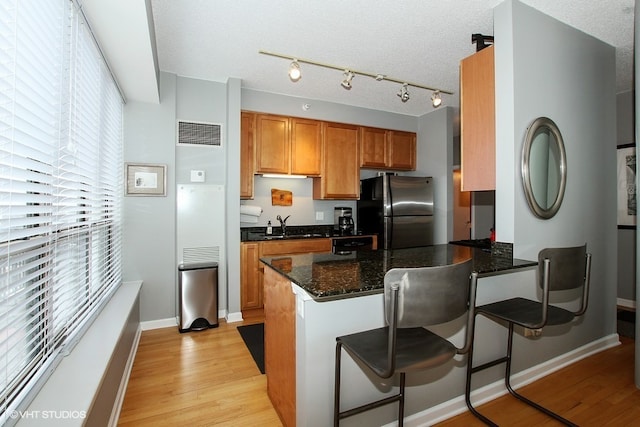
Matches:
[96,0,635,118]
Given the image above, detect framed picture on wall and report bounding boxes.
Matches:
[617,144,636,228]
[125,163,167,196]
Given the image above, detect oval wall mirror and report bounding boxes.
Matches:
[521,117,567,219]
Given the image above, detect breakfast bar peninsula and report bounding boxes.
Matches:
[261,244,537,427]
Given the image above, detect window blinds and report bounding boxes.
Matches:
[0,0,123,423]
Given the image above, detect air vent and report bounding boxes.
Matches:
[183,246,220,264]
[177,121,222,147]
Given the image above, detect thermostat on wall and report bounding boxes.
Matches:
[190,170,205,182]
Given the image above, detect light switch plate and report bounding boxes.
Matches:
[315,211,324,220]
[190,170,205,182]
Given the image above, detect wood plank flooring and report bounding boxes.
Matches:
[118,316,637,427]
[117,313,282,426]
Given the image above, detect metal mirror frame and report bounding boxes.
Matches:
[521,117,567,219]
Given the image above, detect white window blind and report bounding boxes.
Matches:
[0,0,123,423]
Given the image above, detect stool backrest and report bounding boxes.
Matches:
[538,245,588,291]
[384,260,473,328]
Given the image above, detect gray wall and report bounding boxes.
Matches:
[123,81,452,322]
[495,0,617,342]
[616,90,636,304]
[123,72,177,323]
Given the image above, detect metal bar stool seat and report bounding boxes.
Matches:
[334,260,478,427]
[465,244,592,427]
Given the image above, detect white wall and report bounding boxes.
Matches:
[496,0,617,342]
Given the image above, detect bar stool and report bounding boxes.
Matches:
[465,244,591,426]
[334,260,478,427]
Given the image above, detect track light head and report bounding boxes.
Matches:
[341,70,354,89]
[289,60,301,82]
[397,84,410,102]
[431,90,442,108]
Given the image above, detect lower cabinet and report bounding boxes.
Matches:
[240,239,331,311]
[263,266,296,426]
[240,242,261,310]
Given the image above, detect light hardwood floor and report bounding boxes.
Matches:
[119,316,637,427]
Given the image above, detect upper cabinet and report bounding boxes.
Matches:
[313,122,360,200]
[254,114,321,176]
[240,112,255,199]
[240,111,416,200]
[255,114,291,174]
[460,45,495,191]
[290,118,322,176]
[360,127,416,171]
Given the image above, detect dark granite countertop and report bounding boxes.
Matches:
[241,225,370,242]
[260,244,537,301]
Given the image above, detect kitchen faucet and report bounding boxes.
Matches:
[276,215,290,236]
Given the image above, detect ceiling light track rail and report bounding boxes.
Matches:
[259,50,454,97]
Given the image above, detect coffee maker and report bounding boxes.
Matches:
[334,207,354,235]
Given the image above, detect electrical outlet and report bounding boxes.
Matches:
[315,211,324,221]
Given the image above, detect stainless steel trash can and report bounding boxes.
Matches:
[178,262,219,332]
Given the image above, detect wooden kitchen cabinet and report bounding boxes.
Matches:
[253,113,322,176]
[240,242,262,310]
[460,45,495,191]
[360,127,416,171]
[240,112,255,199]
[260,238,331,256]
[313,122,360,200]
[359,126,387,168]
[240,238,331,311]
[290,118,322,175]
[255,114,290,174]
[387,130,416,170]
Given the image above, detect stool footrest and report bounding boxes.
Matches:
[470,356,509,374]
[338,393,402,421]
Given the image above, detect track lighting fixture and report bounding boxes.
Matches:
[397,84,410,103]
[259,50,453,106]
[341,70,354,89]
[431,90,442,108]
[288,60,301,82]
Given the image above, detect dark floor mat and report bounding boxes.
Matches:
[237,323,265,374]
[617,310,636,339]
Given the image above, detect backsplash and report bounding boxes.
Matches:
[241,175,356,227]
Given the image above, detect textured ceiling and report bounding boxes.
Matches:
[150,0,635,117]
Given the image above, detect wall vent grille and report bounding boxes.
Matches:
[182,246,220,264]
[177,121,221,146]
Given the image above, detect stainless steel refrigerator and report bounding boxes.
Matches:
[357,175,433,249]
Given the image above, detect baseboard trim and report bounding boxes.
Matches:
[617,298,636,310]
[226,311,244,323]
[395,334,621,426]
[140,317,177,331]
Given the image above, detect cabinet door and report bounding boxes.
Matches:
[240,112,255,199]
[360,126,387,168]
[460,45,495,191]
[240,242,262,310]
[290,118,322,176]
[388,130,416,170]
[255,114,290,174]
[314,122,360,200]
[261,238,331,256]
